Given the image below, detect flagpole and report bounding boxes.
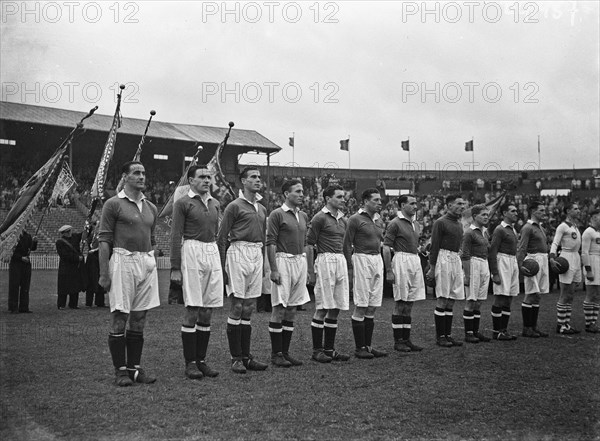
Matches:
[408,136,411,167]
[292,131,295,166]
[471,136,475,173]
[347,135,351,176]
[538,134,541,171]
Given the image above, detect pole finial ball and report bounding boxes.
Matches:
[197,145,204,151]
[119,84,126,90]
[229,121,234,128]
[150,110,156,116]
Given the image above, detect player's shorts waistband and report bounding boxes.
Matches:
[471,256,487,263]
[394,251,418,256]
[559,250,579,255]
[230,241,263,248]
[527,253,547,257]
[113,247,154,257]
[497,252,516,258]
[276,252,306,259]
[183,239,216,245]
[439,249,459,256]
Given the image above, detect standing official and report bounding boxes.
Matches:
[426,195,466,347]
[344,188,388,359]
[171,165,222,380]
[218,167,269,374]
[517,201,550,338]
[383,194,425,352]
[85,222,107,308]
[582,209,600,333]
[550,203,582,334]
[460,204,492,343]
[267,179,310,367]
[99,161,160,387]
[56,225,84,310]
[307,185,350,363]
[488,203,520,341]
[8,230,37,313]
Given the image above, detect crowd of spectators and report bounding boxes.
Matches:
[1,164,598,248]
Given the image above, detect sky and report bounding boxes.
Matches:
[1,1,599,172]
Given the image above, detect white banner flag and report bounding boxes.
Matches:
[50,162,76,205]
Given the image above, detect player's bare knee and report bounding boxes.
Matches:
[197,307,212,324]
[314,309,327,320]
[326,308,340,320]
[229,297,243,319]
[128,310,147,332]
[111,311,128,334]
[271,304,285,322]
[283,306,297,321]
[353,306,367,319]
[241,300,255,319]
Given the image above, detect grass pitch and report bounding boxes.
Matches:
[1,270,598,440]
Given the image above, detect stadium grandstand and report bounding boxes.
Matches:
[1,102,598,268]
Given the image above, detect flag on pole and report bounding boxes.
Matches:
[340,139,349,151]
[465,140,474,152]
[289,136,294,147]
[50,162,77,206]
[90,101,122,202]
[133,110,156,162]
[538,136,540,154]
[0,145,69,261]
[401,140,410,151]
[158,134,236,229]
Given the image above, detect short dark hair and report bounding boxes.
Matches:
[282,179,302,194]
[445,194,461,205]
[240,166,259,181]
[564,202,579,214]
[323,184,344,200]
[187,164,209,180]
[398,194,415,206]
[361,188,380,203]
[529,200,543,212]
[589,209,600,217]
[500,202,515,215]
[471,204,487,217]
[121,161,143,174]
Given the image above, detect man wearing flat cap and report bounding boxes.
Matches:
[56,225,85,310]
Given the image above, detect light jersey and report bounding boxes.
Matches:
[581,226,600,266]
[550,221,582,255]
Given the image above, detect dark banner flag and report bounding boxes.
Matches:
[90,86,124,205]
[401,140,410,151]
[289,136,294,147]
[465,140,474,151]
[340,139,349,151]
[0,106,97,260]
[158,123,237,230]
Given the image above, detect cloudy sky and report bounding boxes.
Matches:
[2,1,599,171]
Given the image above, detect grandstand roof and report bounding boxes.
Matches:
[0,101,281,153]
